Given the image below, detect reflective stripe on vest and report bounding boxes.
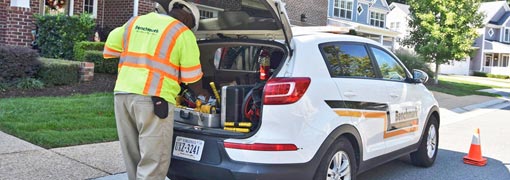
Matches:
[119,16,200,96]
[103,46,121,58]
[122,17,139,52]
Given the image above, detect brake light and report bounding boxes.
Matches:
[224,142,298,151]
[263,77,311,105]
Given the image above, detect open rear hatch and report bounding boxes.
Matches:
[173,0,292,137]
[194,0,292,52]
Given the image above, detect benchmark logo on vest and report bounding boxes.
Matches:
[135,25,159,34]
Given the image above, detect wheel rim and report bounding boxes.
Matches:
[427,124,437,158]
[326,151,351,180]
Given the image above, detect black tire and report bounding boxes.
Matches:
[411,116,439,167]
[314,137,357,180]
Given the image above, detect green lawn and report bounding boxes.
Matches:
[0,93,117,149]
[427,76,502,97]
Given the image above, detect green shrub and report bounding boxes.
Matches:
[84,50,119,74]
[37,58,81,86]
[35,14,95,60]
[74,41,105,61]
[473,71,488,77]
[15,78,45,89]
[394,50,434,78]
[487,73,509,79]
[473,71,509,79]
[0,83,10,92]
[0,46,41,83]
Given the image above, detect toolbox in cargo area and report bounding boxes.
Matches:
[221,85,255,127]
[174,107,221,128]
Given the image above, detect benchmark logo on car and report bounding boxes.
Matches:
[326,101,419,138]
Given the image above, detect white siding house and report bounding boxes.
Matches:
[387,3,410,51]
[327,0,400,50]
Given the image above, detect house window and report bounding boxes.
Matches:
[503,56,509,67]
[396,22,400,29]
[83,0,97,18]
[357,4,363,15]
[485,55,492,66]
[333,0,353,19]
[504,28,510,43]
[488,28,494,37]
[43,0,70,15]
[199,9,214,19]
[370,12,385,28]
[494,57,500,67]
[390,22,394,29]
[10,0,30,8]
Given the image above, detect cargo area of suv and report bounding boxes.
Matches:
[170,0,292,138]
[172,40,287,137]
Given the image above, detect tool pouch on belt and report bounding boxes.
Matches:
[151,96,169,119]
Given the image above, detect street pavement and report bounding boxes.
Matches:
[1,88,510,180]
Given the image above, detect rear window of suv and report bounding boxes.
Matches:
[320,43,376,78]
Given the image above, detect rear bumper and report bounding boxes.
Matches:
[167,131,318,180]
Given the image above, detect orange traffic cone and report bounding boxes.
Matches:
[463,128,487,166]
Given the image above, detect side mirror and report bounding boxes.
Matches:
[412,69,429,84]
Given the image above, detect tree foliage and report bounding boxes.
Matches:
[403,0,484,84]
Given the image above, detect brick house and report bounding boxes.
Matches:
[1,0,330,48]
[0,0,154,47]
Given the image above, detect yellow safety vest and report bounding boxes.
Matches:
[103,12,202,105]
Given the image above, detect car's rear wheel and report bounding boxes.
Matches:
[314,137,357,180]
[411,116,439,167]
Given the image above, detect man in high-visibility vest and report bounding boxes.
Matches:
[103,1,201,179]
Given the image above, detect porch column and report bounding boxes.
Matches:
[133,0,139,16]
[69,0,74,16]
[379,35,384,45]
[392,37,396,51]
[480,53,484,72]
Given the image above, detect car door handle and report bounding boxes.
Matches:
[344,92,357,97]
[390,93,400,98]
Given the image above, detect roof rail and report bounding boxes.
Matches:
[291,26,354,35]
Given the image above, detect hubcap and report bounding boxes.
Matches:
[427,124,437,158]
[326,151,351,180]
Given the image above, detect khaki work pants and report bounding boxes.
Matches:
[114,94,174,180]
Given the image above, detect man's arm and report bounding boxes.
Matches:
[103,27,125,59]
[176,30,203,84]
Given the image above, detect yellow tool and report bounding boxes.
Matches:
[200,105,213,114]
[209,82,221,104]
[224,122,252,128]
[175,96,183,106]
[224,127,250,133]
[195,100,202,107]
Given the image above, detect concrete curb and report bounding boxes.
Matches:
[451,99,508,113]
[442,101,510,126]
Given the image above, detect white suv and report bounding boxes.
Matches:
[168,0,440,180]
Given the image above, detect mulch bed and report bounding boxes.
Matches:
[0,73,116,98]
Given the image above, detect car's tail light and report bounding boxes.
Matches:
[263,77,311,105]
[224,142,298,151]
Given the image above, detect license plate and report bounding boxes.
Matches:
[173,136,204,161]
